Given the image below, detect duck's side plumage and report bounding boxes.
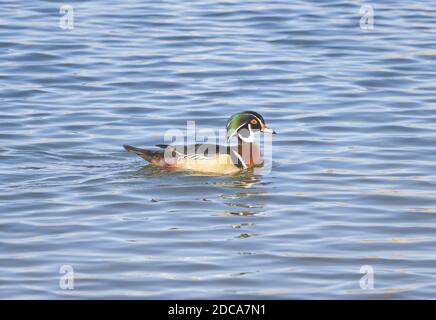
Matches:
[124,143,258,174]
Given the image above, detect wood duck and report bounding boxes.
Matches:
[124,111,276,174]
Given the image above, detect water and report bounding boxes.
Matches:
[1,0,436,299]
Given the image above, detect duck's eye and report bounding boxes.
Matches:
[250,119,257,125]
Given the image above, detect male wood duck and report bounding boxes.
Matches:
[124,111,276,174]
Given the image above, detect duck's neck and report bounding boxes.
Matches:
[237,137,261,167]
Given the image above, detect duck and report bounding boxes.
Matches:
[124,111,276,174]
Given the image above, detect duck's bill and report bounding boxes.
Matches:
[261,127,277,134]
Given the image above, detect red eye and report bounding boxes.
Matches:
[251,119,257,125]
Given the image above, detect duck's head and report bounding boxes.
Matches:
[226,111,276,143]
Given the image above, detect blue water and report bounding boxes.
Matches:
[1,0,436,299]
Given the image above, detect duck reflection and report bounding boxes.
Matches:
[215,171,267,239]
[207,171,267,217]
[131,166,267,239]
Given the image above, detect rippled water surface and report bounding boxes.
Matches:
[1,0,436,299]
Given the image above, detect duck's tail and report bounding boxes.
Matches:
[123,145,166,166]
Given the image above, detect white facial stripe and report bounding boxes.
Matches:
[228,112,264,142]
[232,149,247,169]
